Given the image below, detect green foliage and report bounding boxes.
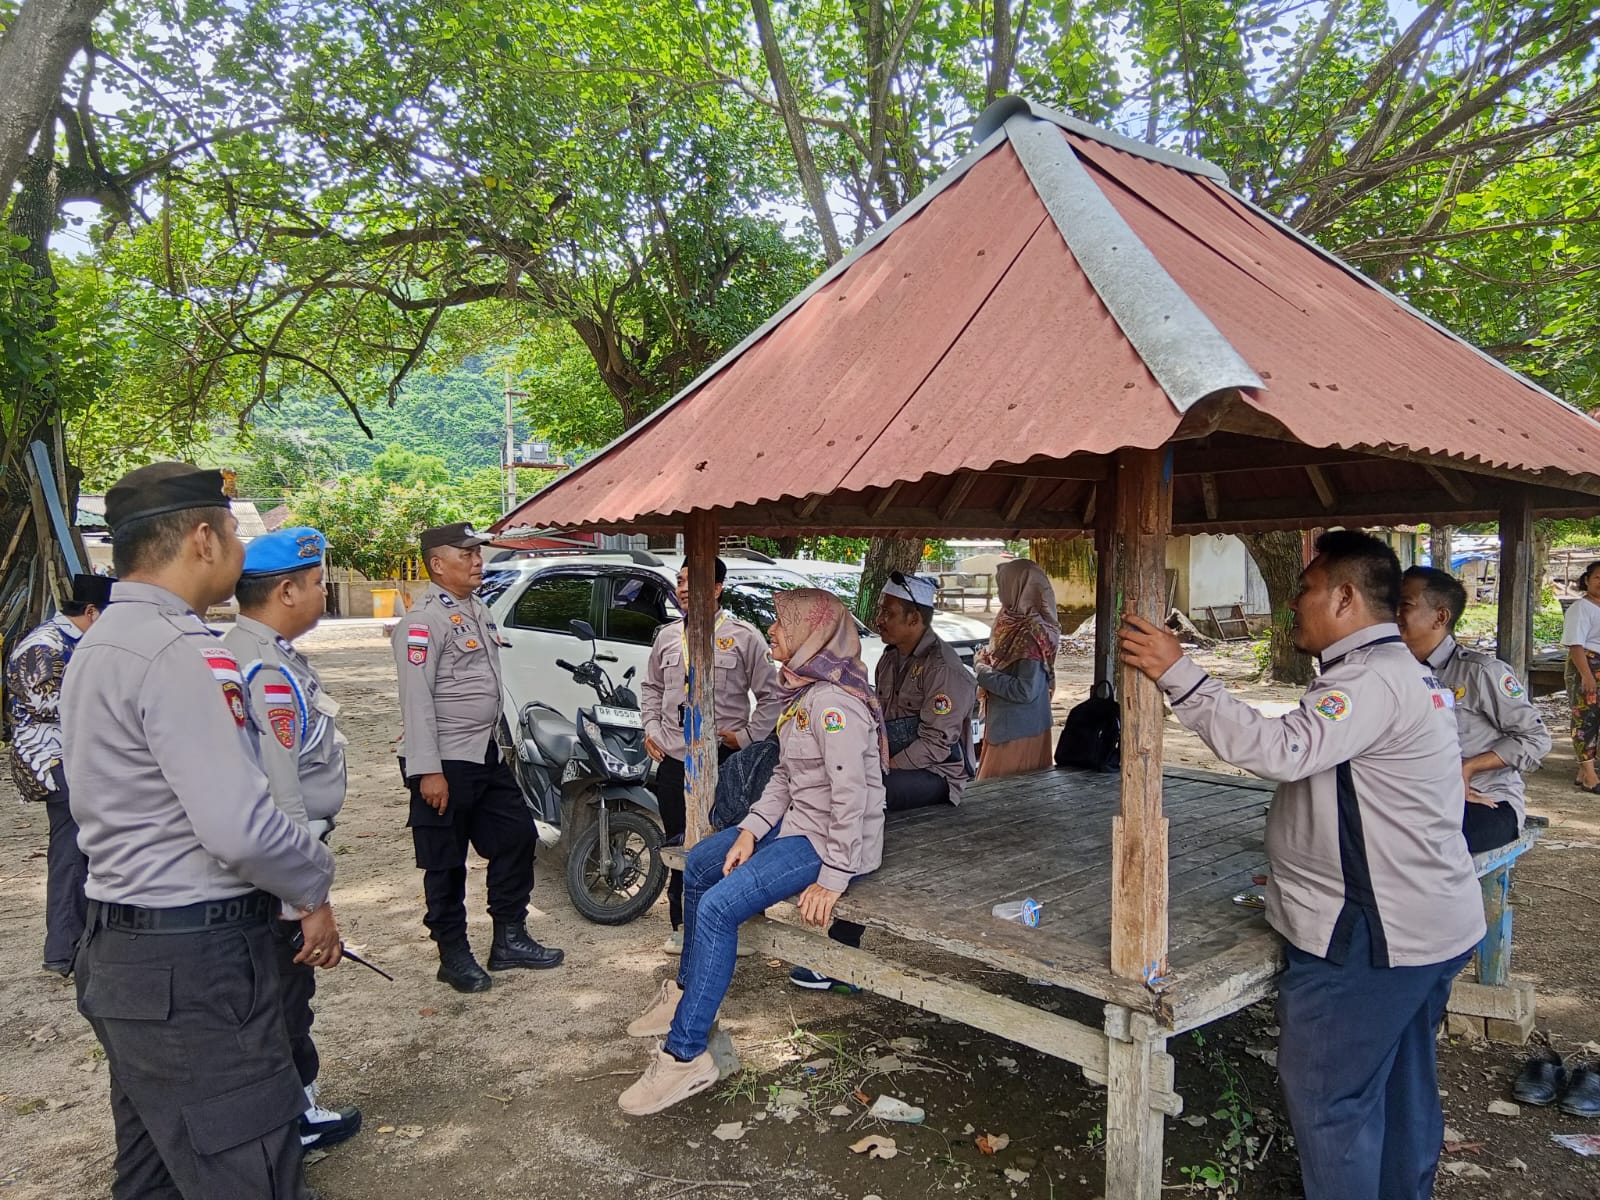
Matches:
[368,444,450,488]
[287,475,461,580]
[230,429,346,498]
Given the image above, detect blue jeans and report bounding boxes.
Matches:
[1276,909,1470,1200]
[665,825,822,1060]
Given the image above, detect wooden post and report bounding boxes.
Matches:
[1094,487,1118,688]
[682,510,721,849]
[1110,449,1171,981]
[1104,1006,1167,1200]
[1497,492,1534,686]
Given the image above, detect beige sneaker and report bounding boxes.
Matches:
[661,930,684,956]
[618,1044,719,1115]
[627,979,683,1038]
[734,932,756,958]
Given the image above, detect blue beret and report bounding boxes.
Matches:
[241,526,327,577]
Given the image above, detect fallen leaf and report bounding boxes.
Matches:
[853,1089,871,1105]
[1443,1125,1465,1145]
[1245,1045,1279,1068]
[377,1125,397,1134]
[1441,1161,1491,1179]
[773,1088,807,1109]
[1487,1100,1521,1118]
[889,1037,924,1053]
[395,1125,424,1139]
[850,1134,898,1161]
[712,1121,745,1142]
[976,1132,1011,1155]
[1183,1115,1208,1128]
[829,1104,851,1117]
[867,1095,924,1124]
[1004,1168,1030,1183]
[1508,1158,1528,1173]
[869,1054,904,1073]
[1444,1141,1485,1155]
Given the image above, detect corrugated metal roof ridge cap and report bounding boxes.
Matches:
[978,97,1231,186]
[495,126,1016,530]
[1205,177,1593,425]
[1004,114,1263,415]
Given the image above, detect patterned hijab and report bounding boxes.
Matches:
[987,559,1062,695]
[773,588,889,759]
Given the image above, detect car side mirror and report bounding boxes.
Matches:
[569,618,596,641]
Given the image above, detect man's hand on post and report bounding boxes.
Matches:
[719,731,741,751]
[1118,613,1184,682]
[419,772,449,813]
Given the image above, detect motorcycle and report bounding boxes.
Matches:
[504,619,667,925]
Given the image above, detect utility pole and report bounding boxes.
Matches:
[503,368,530,519]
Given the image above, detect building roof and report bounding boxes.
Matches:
[503,98,1600,537]
[78,496,269,539]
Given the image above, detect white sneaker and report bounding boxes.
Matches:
[661,930,684,955]
[627,979,684,1038]
[618,1043,719,1115]
[300,1082,362,1149]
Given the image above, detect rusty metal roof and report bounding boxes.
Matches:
[505,99,1600,535]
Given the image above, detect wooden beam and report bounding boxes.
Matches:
[1304,465,1336,509]
[1424,464,1474,505]
[1094,495,1118,688]
[1497,491,1534,685]
[1082,485,1097,527]
[1200,473,1220,522]
[865,480,903,518]
[981,458,1110,483]
[1002,476,1038,523]
[1111,448,1171,981]
[938,471,979,520]
[682,511,721,848]
[793,494,823,519]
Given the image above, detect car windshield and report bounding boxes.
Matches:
[476,569,522,607]
[803,570,860,605]
[704,578,876,641]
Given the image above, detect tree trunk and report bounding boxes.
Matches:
[1239,530,1315,686]
[1428,524,1453,573]
[0,0,105,203]
[750,0,844,265]
[854,536,924,623]
[986,0,1014,106]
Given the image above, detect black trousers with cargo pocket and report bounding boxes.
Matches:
[75,908,310,1199]
[404,739,535,944]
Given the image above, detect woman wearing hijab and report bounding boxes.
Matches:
[1563,561,1600,791]
[975,559,1061,779]
[619,589,887,1115]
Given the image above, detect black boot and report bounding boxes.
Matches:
[487,921,565,971]
[436,938,492,993]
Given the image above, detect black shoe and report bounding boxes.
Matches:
[487,921,565,971]
[301,1101,362,1151]
[436,940,492,993]
[41,960,72,978]
[1560,1063,1600,1118]
[1511,1047,1566,1106]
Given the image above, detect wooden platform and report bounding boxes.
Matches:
[800,764,1285,1031]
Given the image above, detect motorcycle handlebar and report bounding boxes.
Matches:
[554,658,577,673]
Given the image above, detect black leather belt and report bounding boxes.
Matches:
[94,890,276,934]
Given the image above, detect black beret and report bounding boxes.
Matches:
[70,573,114,608]
[105,463,231,531]
[420,522,492,554]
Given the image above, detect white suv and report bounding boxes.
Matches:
[478,549,988,737]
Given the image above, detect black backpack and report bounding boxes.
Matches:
[1055,680,1120,772]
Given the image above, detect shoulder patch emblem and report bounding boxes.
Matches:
[794,707,810,732]
[1454,686,1467,701]
[407,622,429,666]
[717,635,735,651]
[267,707,296,748]
[1500,672,1525,700]
[1314,690,1352,722]
[205,651,247,727]
[822,708,846,733]
[931,693,953,716]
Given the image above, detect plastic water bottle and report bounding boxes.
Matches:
[991,898,1043,927]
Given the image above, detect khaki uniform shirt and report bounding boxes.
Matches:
[223,615,348,827]
[739,683,886,892]
[640,613,782,759]
[393,584,505,777]
[1158,623,1485,967]
[61,582,333,912]
[875,627,976,800]
[1426,635,1550,826]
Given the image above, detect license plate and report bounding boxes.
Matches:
[594,706,643,728]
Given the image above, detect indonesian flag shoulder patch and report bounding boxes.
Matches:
[407,622,430,666]
[204,649,247,727]
[261,680,296,748]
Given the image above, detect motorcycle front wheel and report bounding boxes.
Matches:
[566,809,667,925]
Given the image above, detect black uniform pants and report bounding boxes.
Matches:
[405,741,535,944]
[45,794,89,968]
[654,745,735,929]
[831,769,954,949]
[269,920,318,1089]
[1463,800,1520,855]
[76,909,309,1199]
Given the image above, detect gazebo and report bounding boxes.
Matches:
[501,97,1600,1198]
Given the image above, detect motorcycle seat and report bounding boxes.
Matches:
[524,707,579,766]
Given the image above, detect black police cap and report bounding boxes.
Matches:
[419,522,493,554]
[70,573,114,609]
[104,463,231,532]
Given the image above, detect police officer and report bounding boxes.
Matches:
[223,527,362,1151]
[5,572,112,974]
[1121,530,1485,1200]
[395,522,562,993]
[61,462,337,1200]
[792,571,975,990]
[1397,565,1551,853]
[641,558,782,952]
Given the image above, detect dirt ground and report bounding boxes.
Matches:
[2,622,1598,1199]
